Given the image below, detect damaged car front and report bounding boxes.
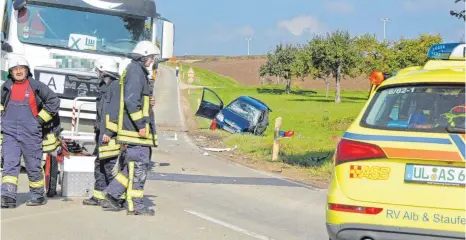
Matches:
[195,88,271,136]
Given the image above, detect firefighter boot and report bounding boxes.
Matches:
[82,197,100,206]
[101,192,123,210]
[1,196,16,208]
[127,208,155,216]
[26,196,46,206]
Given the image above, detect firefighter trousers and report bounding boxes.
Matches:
[104,145,150,212]
[1,93,45,200]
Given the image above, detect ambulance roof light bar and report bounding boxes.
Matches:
[427,43,466,60]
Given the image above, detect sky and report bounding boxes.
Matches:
[156,0,466,56]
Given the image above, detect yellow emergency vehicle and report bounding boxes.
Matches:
[326,42,466,240]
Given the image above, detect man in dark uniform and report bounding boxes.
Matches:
[101,41,159,216]
[0,54,60,208]
[83,56,124,207]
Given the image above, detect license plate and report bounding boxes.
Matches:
[404,164,465,187]
[64,80,99,98]
[223,125,237,133]
[39,73,66,94]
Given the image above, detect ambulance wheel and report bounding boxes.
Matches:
[44,154,58,197]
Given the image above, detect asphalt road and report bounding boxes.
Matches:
[0,66,328,240]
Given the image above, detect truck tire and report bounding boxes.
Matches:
[44,154,58,197]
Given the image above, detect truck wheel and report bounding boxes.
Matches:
[44,154,58,197]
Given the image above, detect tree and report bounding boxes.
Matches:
[291,44,311,82]
[259,43,298,93]
[259,64,268,85]
[274,43,299,94]
[393,34,442,70]
[354,33,397,75]
[307,35,332,97]
[314,30,363,103]
[451,0,465,21]
[260,51,281,84]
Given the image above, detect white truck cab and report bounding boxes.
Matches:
[1,0,174,120]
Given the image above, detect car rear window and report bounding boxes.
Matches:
[361,84,465,133]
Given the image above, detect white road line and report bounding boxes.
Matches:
[184,209,273,240]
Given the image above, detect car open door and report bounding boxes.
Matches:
[195,88,224,119]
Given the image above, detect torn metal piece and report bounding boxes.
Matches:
[203,145,238,152]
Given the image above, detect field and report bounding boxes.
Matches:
[167,59,369,186]
[180,57,371,91]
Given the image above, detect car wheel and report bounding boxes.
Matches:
[44,154,58,197]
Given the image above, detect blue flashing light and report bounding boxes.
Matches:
[427,43,464,60]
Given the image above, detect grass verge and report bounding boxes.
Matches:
[166,62,368,182]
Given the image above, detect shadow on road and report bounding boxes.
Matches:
[147,172,316,189]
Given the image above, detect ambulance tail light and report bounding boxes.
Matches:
[329,203,383,215]
[334,139,386,166]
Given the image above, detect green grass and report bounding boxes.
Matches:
[166,62,368,178]
[166,62,239,87]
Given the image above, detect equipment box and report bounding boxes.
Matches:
[61,156,95,197]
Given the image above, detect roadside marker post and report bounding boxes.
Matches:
[187,67,195,94]
[272,117,282,161]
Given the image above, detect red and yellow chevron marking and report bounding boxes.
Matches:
[349,165,362,178]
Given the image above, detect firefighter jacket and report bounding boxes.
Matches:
[94,80,108,134]
[97,76,122,159]
[0,77,61,152]
[107,60,157,147]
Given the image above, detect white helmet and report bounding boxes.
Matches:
[131,40,160,57]
[94,57,118,74]
[8,54,30,70]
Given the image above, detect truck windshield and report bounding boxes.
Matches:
[360,84,465,133]
[16,4,153,55]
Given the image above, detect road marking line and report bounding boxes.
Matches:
[184,209,273,240]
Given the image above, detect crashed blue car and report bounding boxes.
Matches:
[195,88,272,135]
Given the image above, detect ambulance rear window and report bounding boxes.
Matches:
[360,84,465,133]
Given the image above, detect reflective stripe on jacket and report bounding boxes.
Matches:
[112,60,156,147]
[0,77,61,152]
[98,77,121,159]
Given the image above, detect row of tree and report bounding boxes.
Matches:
[259,31,444,103]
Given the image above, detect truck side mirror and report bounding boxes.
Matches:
[160,20,174,60]
[13,0,27,10]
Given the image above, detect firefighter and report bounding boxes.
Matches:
[82,56,124,207]
[101,41,159,216]
[0,54,60,208]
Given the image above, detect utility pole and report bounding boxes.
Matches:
[245,37,252,55]
[380,18,390,40]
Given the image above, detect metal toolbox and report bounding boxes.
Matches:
[61,156,95,197]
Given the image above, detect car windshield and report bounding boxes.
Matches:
[16,4,153,55]
[361,84,465,133]
[227,100,262,123]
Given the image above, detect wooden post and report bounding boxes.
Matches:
[187,67,195,95]
[272,117,282,161]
